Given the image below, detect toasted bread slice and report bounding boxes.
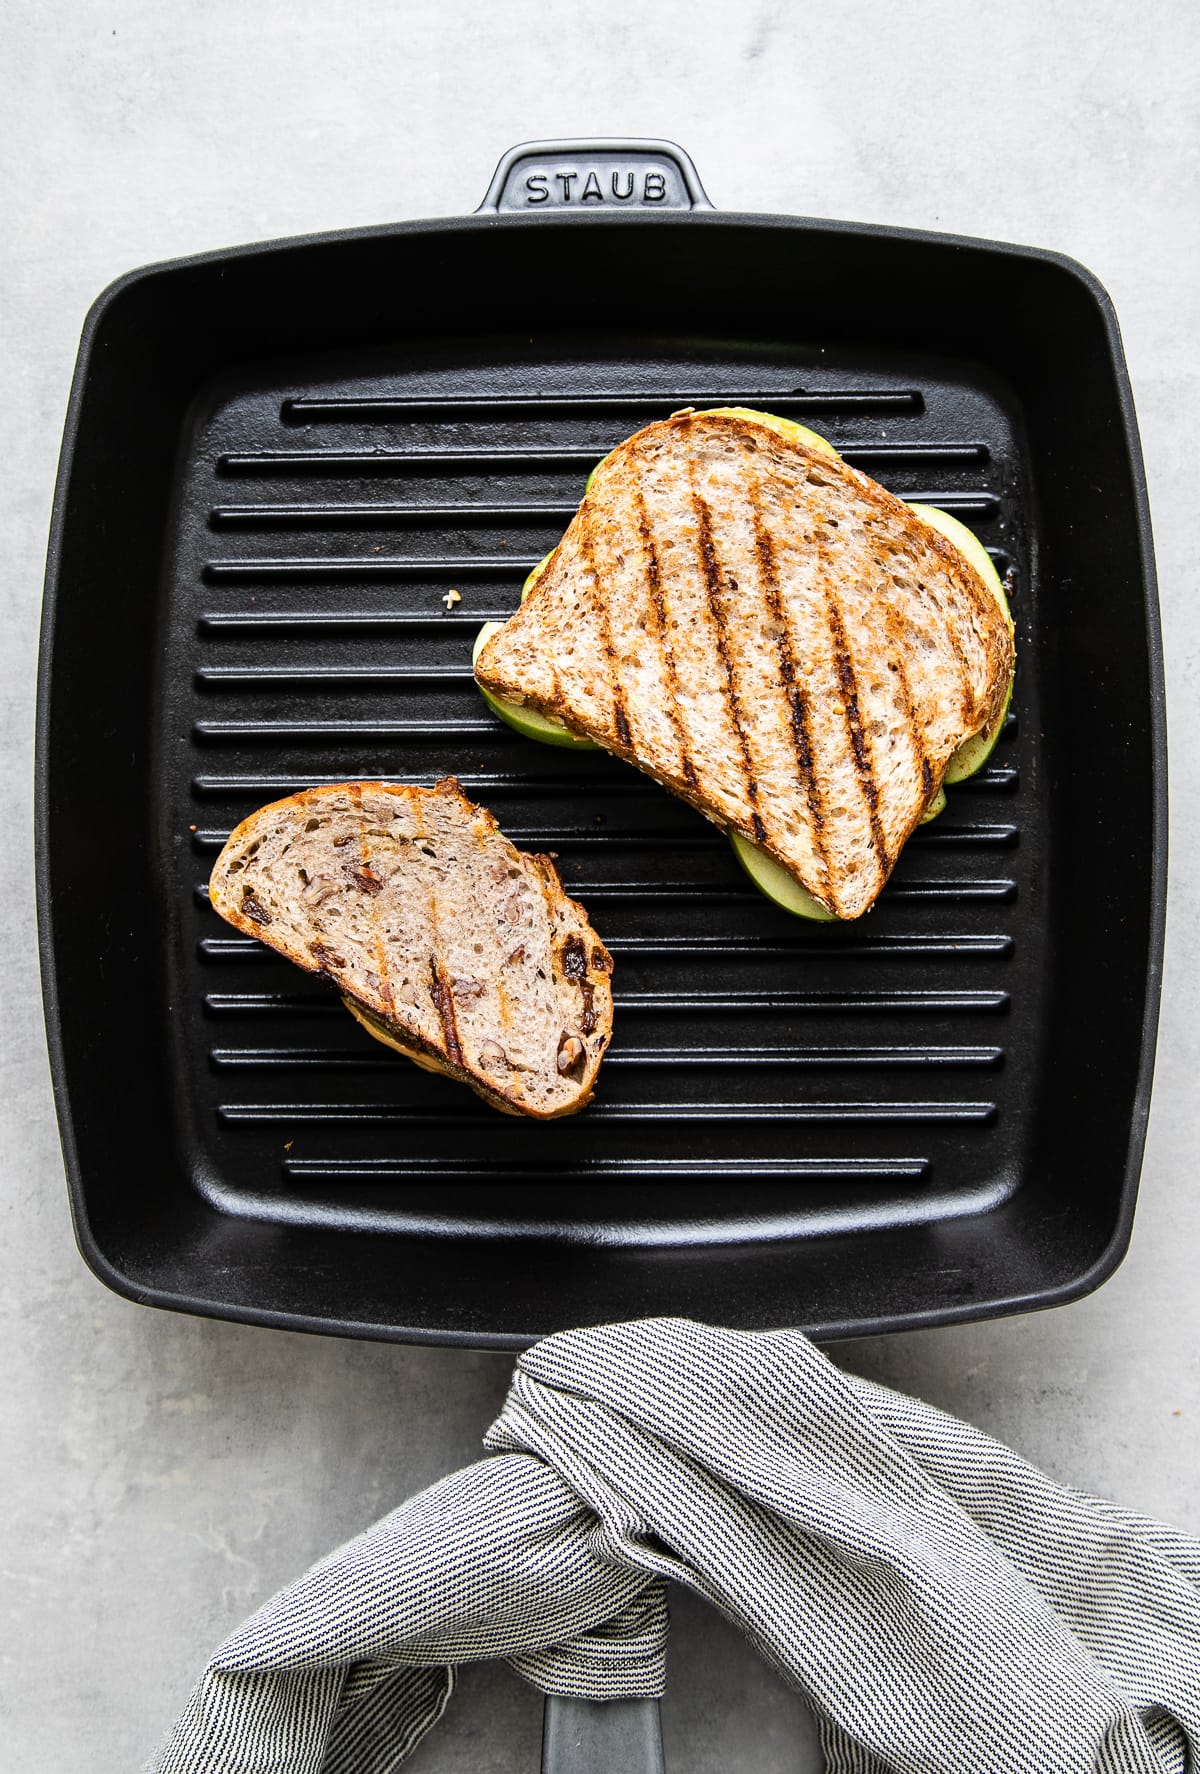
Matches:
[475,411,1014,919]
[208,779,613,1119]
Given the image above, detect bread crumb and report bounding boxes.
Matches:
[442,588,461,610]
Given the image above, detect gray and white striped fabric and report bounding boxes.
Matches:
[146,1318,1200,1773]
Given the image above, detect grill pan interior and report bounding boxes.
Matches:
[38,210,1163,1344]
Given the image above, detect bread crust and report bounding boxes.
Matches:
[476,412,1014,919]
[208,778,613,1119]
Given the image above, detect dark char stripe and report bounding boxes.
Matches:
[429,958,463,1068]
[911,557,977,725]
[748,482,832,883]
[577,507,634,756]
[825,590,892,878]
[350,784,396,1016]
[690,479,763,837]
[884,638,935,811]
[634,485,698,788]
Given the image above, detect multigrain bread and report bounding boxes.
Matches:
[475,410,1015,919]
[208,779,613,1119]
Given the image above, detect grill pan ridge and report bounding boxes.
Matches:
[37,139,1166,1345]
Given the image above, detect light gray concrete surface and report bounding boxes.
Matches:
[2,2,1198,1768]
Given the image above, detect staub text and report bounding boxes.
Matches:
[524,168,669,204]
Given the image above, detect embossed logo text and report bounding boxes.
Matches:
[523,167,669,205]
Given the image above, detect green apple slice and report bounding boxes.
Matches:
[730,831,838,922]
[943,676,1013,785]
[907,501,1010,621]
[472,621,597,750]
[521,553,554,601]
[908,501,1014,784]
[919,786,947,823]
[471,550,596,748]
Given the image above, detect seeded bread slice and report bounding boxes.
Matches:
[208,779,613,1119]
[475,410,1014,919]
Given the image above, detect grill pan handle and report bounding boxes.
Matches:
[541,1695,665,1774]
[478,138,712,214]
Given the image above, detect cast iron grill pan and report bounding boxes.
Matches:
[37,141,1165,1345]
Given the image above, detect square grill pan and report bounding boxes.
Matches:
[37,140,1166,1347]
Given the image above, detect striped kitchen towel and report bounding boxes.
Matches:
[146,1318,1200,1773]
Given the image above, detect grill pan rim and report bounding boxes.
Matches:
[33,1243,1156,1354]
[59,204,1145,348]
[30,1161,1155,1350]
[36,198,1167,1344]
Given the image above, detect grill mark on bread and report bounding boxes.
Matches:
[350,784,395,1015]
[911,568,978,724]
[748,479,832,884]
[420,844,459,1068]
[578,508,633,751]
[825,585,891,882]
[489,858,519,1049]
[690,478,763,837]
[532,859,580,1047]
[884,637,934,808]
[634,484,697,787]
[493,964,513,1041]
[429,957,463,1068]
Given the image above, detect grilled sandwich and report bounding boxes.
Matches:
[208,779,613,1119]
[474,409,1015,920]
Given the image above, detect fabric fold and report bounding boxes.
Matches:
[146,1319,1200,1774]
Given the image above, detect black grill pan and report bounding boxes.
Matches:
[36,139,1166,1347]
